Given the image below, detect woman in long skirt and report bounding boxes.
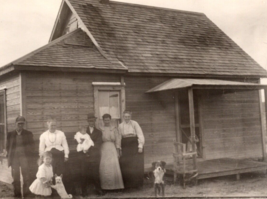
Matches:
[99,114,124,190]
[118,111,145,189]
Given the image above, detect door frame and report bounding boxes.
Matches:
[92,82,126,124]
[0,89,7,152]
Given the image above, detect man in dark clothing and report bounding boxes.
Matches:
[79,113,104,196]
[5,116,34,198]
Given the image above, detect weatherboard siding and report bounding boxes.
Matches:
[201,90,262,160]
[24,73,177,167]
[24,71,120,147]
[23,72,263,167]
[124,76,176,166]
[0,73,21,132]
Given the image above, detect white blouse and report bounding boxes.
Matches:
[118,120,145,149]
[39,130,69,158]
[36,163,53,180]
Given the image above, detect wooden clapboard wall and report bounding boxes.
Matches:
[24,72,177,166]
[200,90,262,160]
[0,73,21,132]
[124,76,176,166]
[24,71,120,150]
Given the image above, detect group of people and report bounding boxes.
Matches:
[4,111,145,198]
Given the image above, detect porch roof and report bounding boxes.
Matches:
[146,78,267,93]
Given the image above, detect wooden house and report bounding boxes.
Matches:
[1,0,267,181]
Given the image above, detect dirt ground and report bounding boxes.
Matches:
[1,171,267,198]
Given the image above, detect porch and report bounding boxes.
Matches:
[166,158,267,180]
[147,78,267,182]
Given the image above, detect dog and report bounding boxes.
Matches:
[152,161,166,197]
[51,175,72,199]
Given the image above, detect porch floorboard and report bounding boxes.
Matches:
[165,158,267,180]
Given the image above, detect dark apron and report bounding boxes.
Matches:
[120,137,144,188]
[50,148,65,175]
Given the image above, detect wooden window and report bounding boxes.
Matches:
[98,91,120,119]
[0,90,6,152]
[63,13,79,35]
[93,82,125,127]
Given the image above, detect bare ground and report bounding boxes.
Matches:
[1,171,267,198]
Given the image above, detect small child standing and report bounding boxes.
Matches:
[74,125,94,153]
[29,151,54,197]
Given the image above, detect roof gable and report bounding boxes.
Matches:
[65,0,267,77]
[49,1,75,41]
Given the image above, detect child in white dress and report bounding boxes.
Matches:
[74,125,94,153]
[29,151,53,197]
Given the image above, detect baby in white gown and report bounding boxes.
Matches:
[74,126,94,153]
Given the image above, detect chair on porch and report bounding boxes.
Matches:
[173,142,198,188]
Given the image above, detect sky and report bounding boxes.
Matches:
[0,0,267,72]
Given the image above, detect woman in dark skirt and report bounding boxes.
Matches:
[117,111,145,189]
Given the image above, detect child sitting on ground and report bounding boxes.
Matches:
[74,125,94,153]
[29,151,54,197]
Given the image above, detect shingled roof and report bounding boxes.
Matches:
[3,28,125,72]
[66,0,267,77]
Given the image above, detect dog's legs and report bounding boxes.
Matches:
[158,184,161,196]
[154,184,161,197]
[161,184,165,197]
[154,184,157,197]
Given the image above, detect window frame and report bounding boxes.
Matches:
[0,89,7,152]
[93,82,125,122]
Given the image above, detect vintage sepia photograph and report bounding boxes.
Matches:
[0,0,267,198]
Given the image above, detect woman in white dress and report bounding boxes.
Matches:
[99,114,124,190]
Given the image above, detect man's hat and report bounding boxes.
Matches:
[16,116,26,124]
[87,113,97,119]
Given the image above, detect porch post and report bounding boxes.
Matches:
[175,91,181,142]
[120,76,126,123]
[265,89,267,133]
[188,88,197,169]
[260,89,267,161]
